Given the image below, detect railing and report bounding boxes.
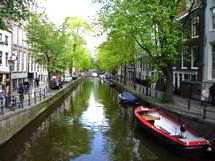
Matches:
[0,86,49,114]
[112,76,215,121]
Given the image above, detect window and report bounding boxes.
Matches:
[191,75,197,81]
[0,33,2,42]
[212,7,215,29]
[21,53,24,71]
[0,51,2,65]
[191,16,199,38]
[191,47,199,68]
[184,74,189,80]
[5,36,8,45]
[212,44,215,78]
[182,48,190,68]
[17,52,20,71]
[5,52,8,67]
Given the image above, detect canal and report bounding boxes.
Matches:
[0,78,213,161]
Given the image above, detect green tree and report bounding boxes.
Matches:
[96,0,205,102]
[0,0,33,29]
[96,30,136,81]
[26,14,69,86]
[63,17,93,74]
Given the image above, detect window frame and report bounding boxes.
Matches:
[211,7,215,29]
[191,16,199,38]
[212,43,215,79]
[0,51,2,66]
[0,33,2,42]
[191,46,199,69]
[5,52,8,67]
[181,48,189,69]
[5,35,8,45]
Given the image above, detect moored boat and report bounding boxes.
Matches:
[118,91,138,105]
[134,106,210,151]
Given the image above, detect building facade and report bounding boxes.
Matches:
[11,22,28,90]
[11,22,48,90]
[173,4,205,98]
[0,29,12,85]
[203,0,215,88]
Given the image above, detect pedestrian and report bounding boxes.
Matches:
[201,87,209,107]
[4,85,10,108]
[23,79,30,93]
[209,83,215,106]
[0,83,4,98]
[18,84,24,107]
[35,77,39,87]
[0,84,5,111]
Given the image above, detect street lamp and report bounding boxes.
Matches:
[8,53,17,100]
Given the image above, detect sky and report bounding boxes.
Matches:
[44,0,105,55]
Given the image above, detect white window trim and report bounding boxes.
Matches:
[191,16,199,39]
[181,51,188,69]
[211,7,215,30]
[211,43,215,80]
[191,47,199,70]
[0,51,2,66]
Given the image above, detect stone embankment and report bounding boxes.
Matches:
[113,80,215,124]
[0,77,83,145]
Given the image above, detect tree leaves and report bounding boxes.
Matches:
[0,0,33,29]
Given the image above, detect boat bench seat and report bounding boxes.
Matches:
[141,115,160,121]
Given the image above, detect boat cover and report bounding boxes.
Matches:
[120,91,137,103]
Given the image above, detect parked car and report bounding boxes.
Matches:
[72,74,78,80]
[64,76,73,82]
[50,76,63,89]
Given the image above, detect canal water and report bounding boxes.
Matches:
[0,79,213,161]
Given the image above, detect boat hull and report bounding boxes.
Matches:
[134,107,210,152]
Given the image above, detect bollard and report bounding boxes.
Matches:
[11,96,16,109]
[18,94,24,108]
[14,96,17,107]
[203,106,206,119]
[39,89,42,101]
[0,97,3,114]
[34,91,37,104]
[28,93,31,106]
[187,98,191,110]
[18,95,21,108]
[22,94,24,108]
[43,88,46,99]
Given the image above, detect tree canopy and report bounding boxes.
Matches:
[95,0,204,101]
[96,30,136,73]
[26,14,93,85]
[0,0,34,29]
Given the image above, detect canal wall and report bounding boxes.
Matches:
[113,80,215,125]
[0,77,83,145]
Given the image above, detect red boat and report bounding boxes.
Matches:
[134,106,210,151]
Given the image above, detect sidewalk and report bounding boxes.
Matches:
[11,81,48,96]
[0,81,60,120]
[114,80,215,124]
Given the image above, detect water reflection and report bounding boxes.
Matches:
[81,93,109,132]
[0,79,213,161]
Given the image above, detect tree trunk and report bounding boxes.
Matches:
[124,63,127,85]
[47,71,51,89]
[70,60,73,77]
[163,66,173,102]
[120,66,123,82]
[133,63,136,89]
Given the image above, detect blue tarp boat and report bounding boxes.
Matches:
[118,91,138,104]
